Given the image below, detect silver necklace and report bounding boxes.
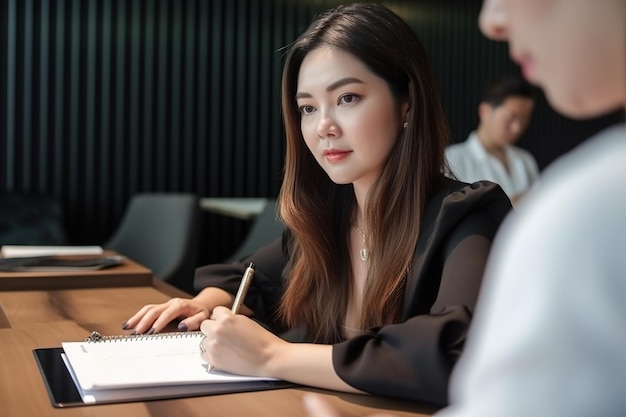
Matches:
[355,225,369,261]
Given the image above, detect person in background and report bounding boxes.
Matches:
[445,75,538,206]
[304,0,626,415]
[123,2,511,406]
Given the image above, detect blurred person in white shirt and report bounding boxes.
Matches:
[445,75,538,206]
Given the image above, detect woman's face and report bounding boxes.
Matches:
[479,0,625,118]
[296,46,408,191]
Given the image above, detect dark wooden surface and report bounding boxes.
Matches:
[0,252,152,291]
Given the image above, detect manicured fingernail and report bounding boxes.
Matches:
[147,328,155,335]
[130,330,137,335]
[121,322,129,329]
[178,322,188,332]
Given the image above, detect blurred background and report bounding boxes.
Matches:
[1,0,623,267]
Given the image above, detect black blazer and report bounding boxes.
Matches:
[194,179,512,406]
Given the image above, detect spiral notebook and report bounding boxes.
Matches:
[35,331,291,407]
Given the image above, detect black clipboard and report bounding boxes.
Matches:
[33,347,294,407]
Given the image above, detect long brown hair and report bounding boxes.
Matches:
[278,3,449,343]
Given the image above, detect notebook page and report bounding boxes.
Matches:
[61,353,275,404]
[62,333,276,390]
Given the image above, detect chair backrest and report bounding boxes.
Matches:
[0,193,68,246]
[104,193,201,293]
[226,199,284,262]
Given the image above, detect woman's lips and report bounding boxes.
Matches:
[323,149,352,162]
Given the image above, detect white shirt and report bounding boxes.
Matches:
[445,132,540,199]
[437,124,626,416]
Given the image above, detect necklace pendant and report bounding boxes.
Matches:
[359,248,369,261]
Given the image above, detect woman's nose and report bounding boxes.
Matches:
[479,0,509,41]
[317,114,340,139]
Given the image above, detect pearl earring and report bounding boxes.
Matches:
[403,122,408,129]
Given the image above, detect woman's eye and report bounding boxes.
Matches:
[339,94,360,105]
[298,105,315,115]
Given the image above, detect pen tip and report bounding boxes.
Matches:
[248,262,255,269]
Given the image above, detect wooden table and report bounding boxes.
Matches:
[0,252,152,291]
[0,280,438,417]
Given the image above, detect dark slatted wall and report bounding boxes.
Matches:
[2,0,622,262]
[0,0,321,253]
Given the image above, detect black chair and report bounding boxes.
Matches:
[225,199,284,262]
[0,193,68,246]
[104,193,201,294]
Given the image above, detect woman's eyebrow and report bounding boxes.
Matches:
[295,77,365,99]
[325,77,364,92]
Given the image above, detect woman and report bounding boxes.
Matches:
[125,3,510,405]
[306,0,626,415]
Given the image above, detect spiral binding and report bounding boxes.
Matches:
[84,330,203,343]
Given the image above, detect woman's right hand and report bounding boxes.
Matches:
[123,297,211,335]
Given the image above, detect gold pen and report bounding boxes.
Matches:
[206,262,256,372]
[231,262,256,314]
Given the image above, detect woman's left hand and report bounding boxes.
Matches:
[199,306,287,376]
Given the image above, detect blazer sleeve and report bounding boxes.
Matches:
[193,237,288,332]
[332,180,512,406]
